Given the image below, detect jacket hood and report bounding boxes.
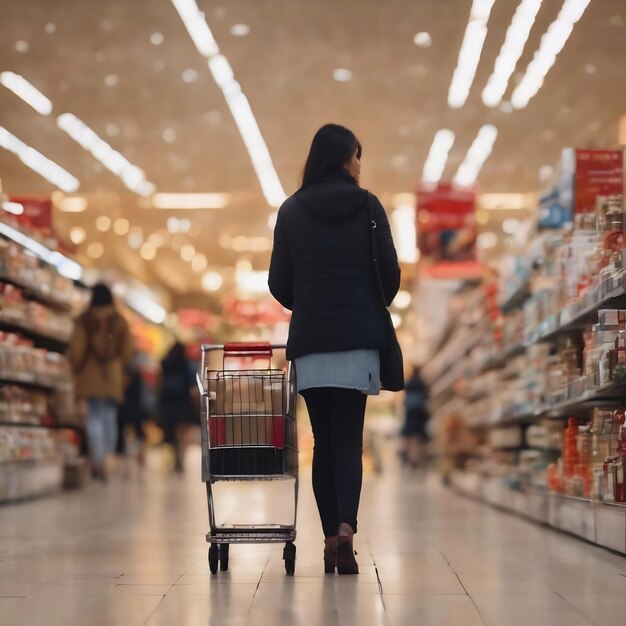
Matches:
[293,171,368,222]
[85,304,118,318]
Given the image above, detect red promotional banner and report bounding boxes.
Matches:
[9,196,53,231]
[417,183,480,279]
[574,149,623,214]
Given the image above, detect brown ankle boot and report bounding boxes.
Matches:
[324,536,337,574]
[336,523,359,575]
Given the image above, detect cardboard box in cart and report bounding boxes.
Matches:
[209,373,284,447]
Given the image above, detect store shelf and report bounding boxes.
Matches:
[0,458,64,503]
[451,472,626,554]
[0,421,82,430]
[527,274,626,345]
[0,317,70,349]
[0,274,73,312]
[0,374,71,392]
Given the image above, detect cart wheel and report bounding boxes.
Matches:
[219,543,229,572]
[208,544,219,574]
[283,542,296,576]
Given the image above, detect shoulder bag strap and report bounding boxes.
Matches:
[367,193,388,309]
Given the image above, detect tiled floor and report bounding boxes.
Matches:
[1,457,626,625]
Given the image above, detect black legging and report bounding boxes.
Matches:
[301,387,367,537]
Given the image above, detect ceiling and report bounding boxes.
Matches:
[1,0,625,305]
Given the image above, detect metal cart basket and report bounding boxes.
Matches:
[196,342,298,575]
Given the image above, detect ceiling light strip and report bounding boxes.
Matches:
[482,0,544,107]
[422,129,456,185]
[151,192,230,209]
[453,124,499,188]
[511,0,592,109]
[171,0,287,207]
[447,0,497,108]
[0,71,53,115]
[57,113,156,197]
[0,125,80,192]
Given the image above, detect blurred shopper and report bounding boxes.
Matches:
[269,124,400,575]
[116,354,148,475]
[401,367,430,469]
[69,283,134,481]
[159,341,197,473]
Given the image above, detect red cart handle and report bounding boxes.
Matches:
[223,342,273,356]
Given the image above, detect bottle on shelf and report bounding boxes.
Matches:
[612,311,626,383]
[613,425,626,503]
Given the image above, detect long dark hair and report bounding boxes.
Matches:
[90,282,114,308]
[300,124,362,189]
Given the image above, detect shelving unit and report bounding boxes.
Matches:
[0,224,86,502]
[451,471,626,554]
[429,260,626,551]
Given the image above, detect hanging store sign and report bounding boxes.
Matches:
[9,196,52,231]
[574,149,623,214]
[416,183,480,279]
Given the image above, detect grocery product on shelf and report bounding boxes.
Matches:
[426,149,626,553]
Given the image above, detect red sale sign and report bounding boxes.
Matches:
[9,196,53,230]
[417,183,480,278]
[574,149,623,214]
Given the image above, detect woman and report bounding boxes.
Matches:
[69,283,134,481]
[159,342,197,473]
[268,124,400,574]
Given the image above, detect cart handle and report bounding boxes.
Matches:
[200,342,287,354]
[224,342,272,356]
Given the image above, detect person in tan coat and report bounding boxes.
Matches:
[69,283,134,480]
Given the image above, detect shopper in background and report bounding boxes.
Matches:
[401,367,430,469]
[269,123,401,575]
[159,341,197,473]
[69,283,134,481]
[116,353,148,475]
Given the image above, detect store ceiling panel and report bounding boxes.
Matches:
[0,0,625,297]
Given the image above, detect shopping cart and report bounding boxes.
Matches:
[196,342,298,575]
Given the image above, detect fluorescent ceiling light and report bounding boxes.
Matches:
[151,192,230,209]
[453,124,498,188]
[448,0,497,108]
[57,113,156,196]
[0,221,82,280]
[422,129,456,185]
[511,0,592,109]
[0,71,53,115]
[1,72,152,196]
[170,0,219,57]
[413,32,432,47]
[0,125,80,192]
[482,0,544,107]
[171,0,287,208]
[333,68,353,82]
[56,195,88,212]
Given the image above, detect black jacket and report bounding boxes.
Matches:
[268,171,401,361]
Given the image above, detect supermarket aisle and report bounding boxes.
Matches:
[1,458,626,626]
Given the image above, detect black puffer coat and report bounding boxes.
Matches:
[268,171,400,361]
